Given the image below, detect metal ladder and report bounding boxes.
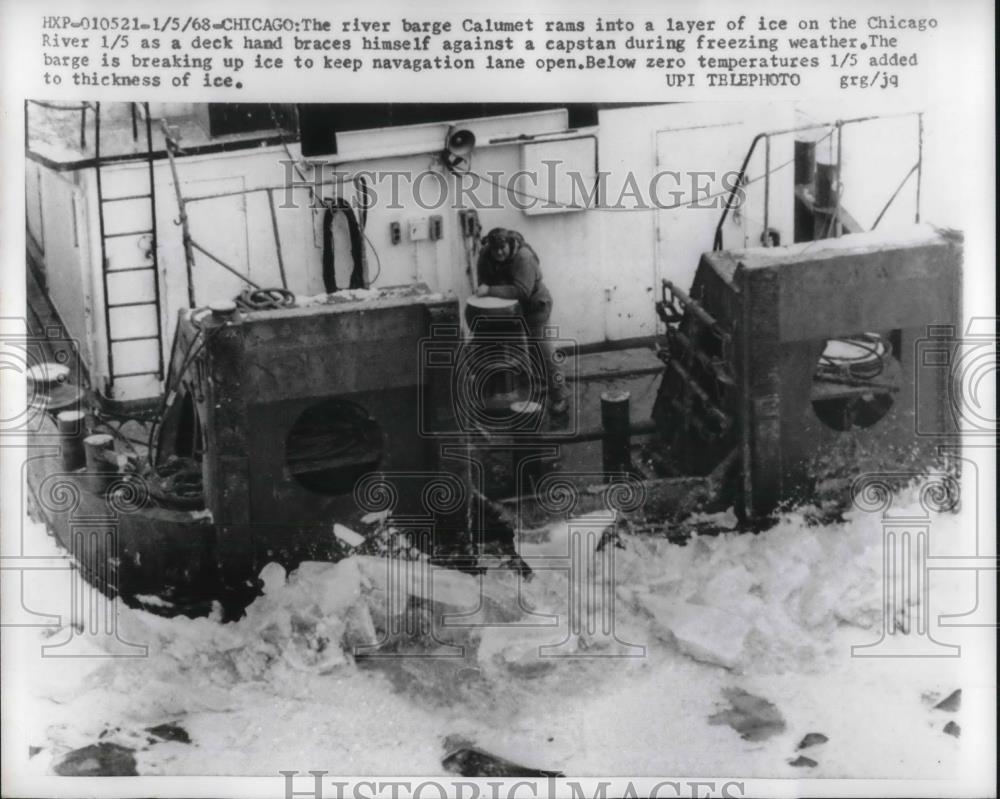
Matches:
[93,101,165,398]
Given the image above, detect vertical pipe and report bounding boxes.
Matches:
[739,269,753,521]
[80,103,87,151]
[793,139,816,186]
[600,390,631,480]
[915,113,923,223]
[144,103,164,379]
[94,102,115,389]
[793,139,816,243]
[762,135,771,246]
[834,121,843,238]
[266,188,288,289]
[162,122,197,307]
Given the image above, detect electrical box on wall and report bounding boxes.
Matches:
[408,217,429,241]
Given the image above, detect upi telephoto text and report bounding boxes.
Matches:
[39,12,937,90]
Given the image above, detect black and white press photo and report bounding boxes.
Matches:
[1,3,995,798]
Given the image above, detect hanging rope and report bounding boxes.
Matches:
[322,199,367,292]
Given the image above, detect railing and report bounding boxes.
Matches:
[712,111,924,251]
[160,118,383,308]
[25,99,151,159]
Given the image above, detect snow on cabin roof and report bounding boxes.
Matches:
[25,102,293,168]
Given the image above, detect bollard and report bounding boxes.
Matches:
[209,299,238,320]
[600,390,632,480]
[57,410,87,471]
[82,433,116,494]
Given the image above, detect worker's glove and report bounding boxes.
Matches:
[476,284,490,297]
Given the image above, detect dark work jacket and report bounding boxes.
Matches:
[476,233,553,320]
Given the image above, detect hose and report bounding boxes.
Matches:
[234,287,296,311]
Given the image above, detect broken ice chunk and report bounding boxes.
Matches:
[333,523,366,548]
[354,556,480,615]
[258,562,287,595]
[638,593,751,669]
[517,510,617,559]
[477,625,562,678]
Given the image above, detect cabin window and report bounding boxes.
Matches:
[204,103,296,138]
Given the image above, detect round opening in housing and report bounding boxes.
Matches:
[811,332,901,432]
[285,398,384,494]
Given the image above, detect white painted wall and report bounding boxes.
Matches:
[26,164,95,373]
[598,102,795,341]
[26,103,824,402]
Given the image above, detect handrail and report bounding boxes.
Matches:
[26,99,92,151]
[161,121,197,306]
[871,163,920,230]
[26,100,153,157]
[712,111,923,251]
[161,120,282,305]
[713,131,766,251]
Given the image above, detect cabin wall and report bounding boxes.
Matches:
[596,103,794,339]
[329,141,604,345]
[25,162,96,372]
[33,103,797,402]
[308,103,794,347]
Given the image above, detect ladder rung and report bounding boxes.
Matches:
[104,229,154,239]
[102,193,153,203]
[106,265,156,274]
[107,300,157,309]
[110,335,160,344]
